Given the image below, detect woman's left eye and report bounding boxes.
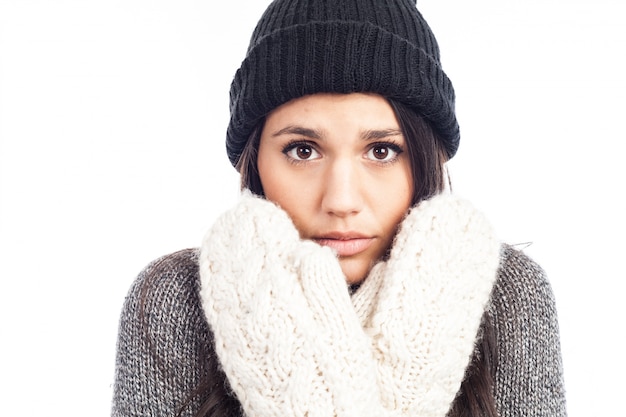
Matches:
[366,144,402,162]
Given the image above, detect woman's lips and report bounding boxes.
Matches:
[313,236,374,257]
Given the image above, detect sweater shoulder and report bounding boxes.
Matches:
[489,244,567,416]
[490,243,561,353]
[116,247,208,373]
[117,248,205,341]
[493,244,557,318]
[125,248,200,305]
[113,248,217,417]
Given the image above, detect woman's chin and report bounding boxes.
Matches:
[338,257,372,285]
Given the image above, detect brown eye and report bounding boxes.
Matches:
[365,143,403,163]
[372,146,389,160]
[284,142,321,161]
[296,145,313,159]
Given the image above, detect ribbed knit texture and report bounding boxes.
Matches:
[226,0,459,167]
[112,200,568,417]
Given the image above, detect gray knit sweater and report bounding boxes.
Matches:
[112,245,566,417]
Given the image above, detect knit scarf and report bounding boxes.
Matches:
[199,192,501,417]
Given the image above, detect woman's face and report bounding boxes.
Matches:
[257,93,413,284]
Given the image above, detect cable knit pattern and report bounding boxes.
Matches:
[198,193,500,417]
[112,195,567,417]
[199,195,384,417]
[352,194,501,416]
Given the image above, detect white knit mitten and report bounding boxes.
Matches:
[199,193,384,417]
[352,193,501,417]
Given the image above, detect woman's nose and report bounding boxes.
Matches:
[320,158,364,217]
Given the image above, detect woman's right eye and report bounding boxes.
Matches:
[283,142,321,161]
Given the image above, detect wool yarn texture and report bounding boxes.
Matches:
[352,195,501,416]
[226,0,459,166]
[199,194,383,417]
[199,192,501,417]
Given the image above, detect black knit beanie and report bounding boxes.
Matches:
[226,0,459,167]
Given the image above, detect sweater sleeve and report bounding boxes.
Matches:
[489,245,567,417]
[111,249,241,417]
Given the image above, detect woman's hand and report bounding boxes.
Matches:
[200,192,501,417]
[353,193,501,417]
[199,192,384,417]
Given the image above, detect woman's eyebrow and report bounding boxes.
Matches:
[272,125,323,140]
[271,126,403,141]
[361,128,403,141]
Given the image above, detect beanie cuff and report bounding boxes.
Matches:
[226,20,459,167]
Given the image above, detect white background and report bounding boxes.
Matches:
[1,0,624,415]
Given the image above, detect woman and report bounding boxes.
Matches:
[112,0,567,416]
